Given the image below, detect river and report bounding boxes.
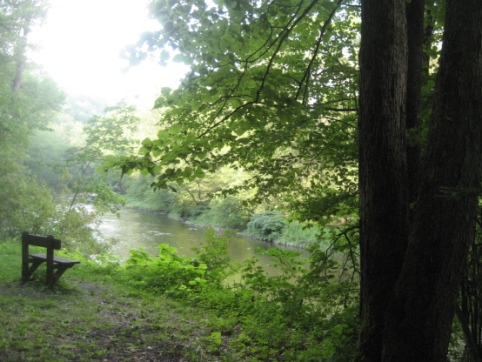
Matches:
[98,208,309,276]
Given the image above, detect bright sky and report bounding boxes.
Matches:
[30,0,189,108]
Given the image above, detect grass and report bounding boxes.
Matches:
[0,235,360,362]
[0,240,238,362]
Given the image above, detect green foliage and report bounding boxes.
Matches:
[191,228,235,283]
[195,196,251,230]
[122,165,255,231]
[246,211,287,241]
[25,130,70,191]
[124,174,180,212]
[112,0,360,223]
[0,75,64,239]
[64,102,140,213]
[276,220,326,248]
[23,102,147,256]
[116,228,358,360]
[240,248,357,360]
[227,244,358,361]
[0,163,56,238]
[122,229,237,295]
[0,0,68,242]
[122,244,209,296]
[5,100,148,256]
[204,331,223,353]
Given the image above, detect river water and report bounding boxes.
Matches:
[98,208,309,275]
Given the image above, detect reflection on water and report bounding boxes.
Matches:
[98,208,309,276]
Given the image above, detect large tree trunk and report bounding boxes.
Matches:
[405,0,425,208]
[356,0,482,361]
[382,0,482,360]
[356,0,409,360]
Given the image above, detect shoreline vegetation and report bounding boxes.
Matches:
[0,232,358,361]
[123,203,327,252]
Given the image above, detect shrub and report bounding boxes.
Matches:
[116,230,359,361]
[122,244,208,296]
[195,197,251,230]
[276,221,324,248]
[246,211,287,241]
[124,175,179,213]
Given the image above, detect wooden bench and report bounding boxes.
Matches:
[21,232,80,287]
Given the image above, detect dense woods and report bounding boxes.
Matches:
[1,0,482,360]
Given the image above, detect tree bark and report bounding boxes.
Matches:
[405,0,425,208]
[356,0,409,360]
[356,0,482,360]
[382,0,482,360]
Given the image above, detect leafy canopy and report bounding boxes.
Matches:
[111,0,361,224]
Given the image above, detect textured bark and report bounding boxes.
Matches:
[405,0,425,207]
[356,0,409,360]
[382,0,482,360]
[356,0,482,360]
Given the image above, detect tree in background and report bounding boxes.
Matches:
[0,0,65,238]
[65,102,139,212]
[42,102,141,254]
[0,0,55,136]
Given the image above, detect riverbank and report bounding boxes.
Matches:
[97,208,311,276]
[125,205,324,251]
[0,243,226,361]
[0,237,358,361]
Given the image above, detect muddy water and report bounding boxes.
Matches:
[98,208,309,276]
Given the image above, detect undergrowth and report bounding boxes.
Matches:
[117,228,359,361]
[0,228,359,361]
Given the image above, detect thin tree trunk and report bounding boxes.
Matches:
[455,304,482,362]
[12,23,31,92]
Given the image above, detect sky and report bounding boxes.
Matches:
[30,0,189,108]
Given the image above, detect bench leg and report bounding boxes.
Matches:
[47,266,74,287]
[52,267,71,285]
[22,260,44,282]
[22,259,76,287]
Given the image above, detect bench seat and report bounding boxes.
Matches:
[29,254,81,267]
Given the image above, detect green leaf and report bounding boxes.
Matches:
[138,147,149,155]
[169,123,183,134]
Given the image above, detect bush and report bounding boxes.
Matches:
[170,200,209,220]
[276,221,327,248]
[246,211,287,241]
[122,230,239,296]
[195,197,251,230]
[122,244,208,296]
[124,175,179,213]
[115,230,359,361]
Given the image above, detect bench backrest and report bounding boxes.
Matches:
[22,232,61,250]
